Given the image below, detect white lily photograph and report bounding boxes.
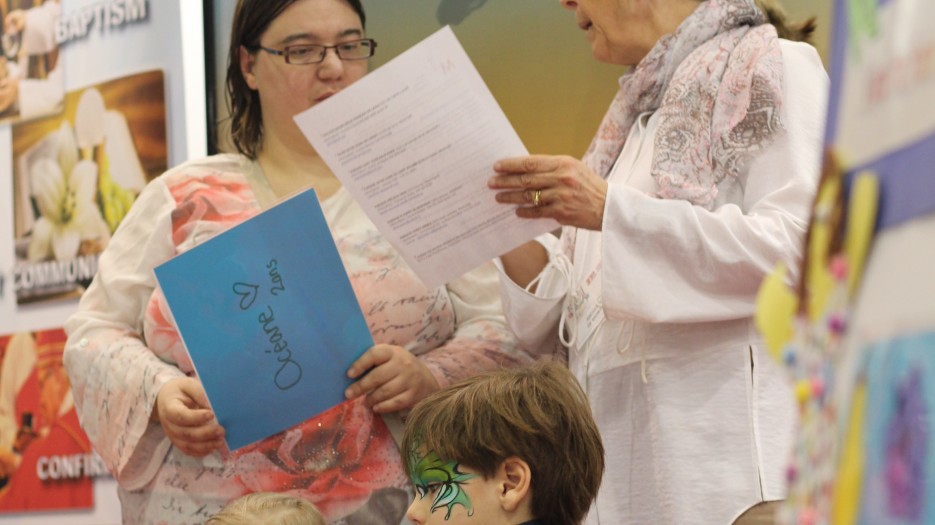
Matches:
[10,70,167,304]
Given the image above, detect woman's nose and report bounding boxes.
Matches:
[316,48,345,79]
[560,0,578,9]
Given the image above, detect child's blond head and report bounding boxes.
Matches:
[205,492,325,525]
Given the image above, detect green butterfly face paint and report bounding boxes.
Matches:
[408,447,476,520]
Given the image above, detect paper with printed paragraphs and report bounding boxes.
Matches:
[295,26,558,288]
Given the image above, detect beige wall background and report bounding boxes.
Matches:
[214,0,832,158]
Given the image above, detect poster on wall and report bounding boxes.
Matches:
[11,69,167,305]
[0,0,65,125]
[0,328,108,513]
[828,0,935,522]
[0,1,206,523]
[755,0,935,524]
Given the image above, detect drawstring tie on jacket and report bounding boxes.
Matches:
[541,252,649,383]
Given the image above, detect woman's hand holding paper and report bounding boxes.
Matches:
[489,154,608,231]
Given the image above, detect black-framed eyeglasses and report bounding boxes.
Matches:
[254,38,377,65]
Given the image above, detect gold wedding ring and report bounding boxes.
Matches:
[532,189,542,207]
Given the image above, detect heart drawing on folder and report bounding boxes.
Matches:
[233,282,259,310]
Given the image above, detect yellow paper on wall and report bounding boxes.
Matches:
[831,381,867,525]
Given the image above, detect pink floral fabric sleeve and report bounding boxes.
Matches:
[419,260,533,388]
[63,156,260,491]
[63,173,185,490]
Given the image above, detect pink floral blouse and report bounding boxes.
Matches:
[64,154,528,524]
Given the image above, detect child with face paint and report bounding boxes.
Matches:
[401,361,605,525]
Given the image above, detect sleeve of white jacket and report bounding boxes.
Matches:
[63,178,186,491]
[494,232,570,356]
[601,41,828,324]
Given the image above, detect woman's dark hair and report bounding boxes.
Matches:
[755,0,817,43]
[226,0,366,159]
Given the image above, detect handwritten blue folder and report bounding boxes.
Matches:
[154,188,373,450]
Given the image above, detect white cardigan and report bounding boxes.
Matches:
[497,41,828,525]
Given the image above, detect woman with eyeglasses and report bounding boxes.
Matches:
[489,0,827,524]
[62,1,529,523]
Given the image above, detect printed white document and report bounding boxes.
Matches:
[295,26,558,288]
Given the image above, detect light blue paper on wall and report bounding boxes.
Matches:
[154,188,373,451]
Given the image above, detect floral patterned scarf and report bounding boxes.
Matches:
[582,0,784,209]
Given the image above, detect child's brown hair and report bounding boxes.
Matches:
[402,361,605,525]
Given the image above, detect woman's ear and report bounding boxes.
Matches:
[498,456,533,513]
[239,45,259,90]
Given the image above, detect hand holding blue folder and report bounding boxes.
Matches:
[154,188,373,451]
